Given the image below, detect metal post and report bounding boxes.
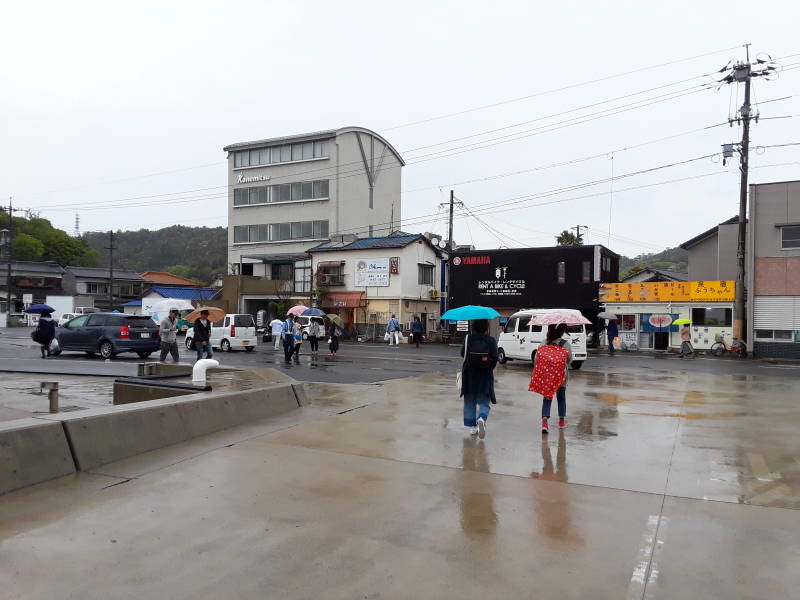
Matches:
[41,382,58,413]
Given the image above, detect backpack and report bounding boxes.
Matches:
[528,344,569,398]
[466,336,493,369]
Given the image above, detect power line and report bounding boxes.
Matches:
[19,62,746,210]
[381,44,743,131]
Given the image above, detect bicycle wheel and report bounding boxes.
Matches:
[710,342,725,357]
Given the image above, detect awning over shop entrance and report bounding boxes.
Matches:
[321,292,365,308]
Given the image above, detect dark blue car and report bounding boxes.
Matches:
[53,313,161,359]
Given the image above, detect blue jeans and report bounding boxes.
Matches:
[542,387,566,418]
[196,342,213,361]
[463,392,491,427]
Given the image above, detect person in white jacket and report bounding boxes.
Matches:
[269,317,284,350]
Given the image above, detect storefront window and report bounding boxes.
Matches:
[620,314,636,331]
[691,307,732,327]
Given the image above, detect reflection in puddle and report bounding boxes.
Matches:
[459,439,497,538]
[529,431,584,545]
[530,430,568,483]
[575,408,619,438]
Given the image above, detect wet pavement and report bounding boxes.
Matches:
[0,372,113,421]
[1,361,799,598]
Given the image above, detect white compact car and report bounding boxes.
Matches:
[58,313,77,327]
[185,313,257,352]
[497,308,588,369]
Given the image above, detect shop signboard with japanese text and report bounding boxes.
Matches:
[355,258,390,287]
[599,281,734,303]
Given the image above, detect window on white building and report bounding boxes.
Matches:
[691,307,732,327]
[294,259,312,293]
[233,220,329,243]
[234,140,330,168]
[233,179,329,206]
[780,225,800,249]
[418,264,435,286]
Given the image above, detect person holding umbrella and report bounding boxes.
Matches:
[193,309,214,361]
[440,305,501,440]
[33,310,56,358]
[674,318,694,358]
[326,314,343,357]
[527,311,589,434]
[25,304,56,358]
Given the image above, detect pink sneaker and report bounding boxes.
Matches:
[558,418,567,429]
[541,418,549,434]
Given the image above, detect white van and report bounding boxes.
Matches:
[497,308,588,369]
[185,313,257,352]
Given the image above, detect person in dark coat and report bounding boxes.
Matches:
[606,318,619,355]
[193,310,213,361]
[35,311,56,359]
[460,318,498,440]
[410,316,424,348]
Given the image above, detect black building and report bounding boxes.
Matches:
[448,245,619,320]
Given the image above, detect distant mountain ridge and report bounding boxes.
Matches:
[81,224,686,284]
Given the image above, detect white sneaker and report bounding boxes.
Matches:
[477,418,486,439]
[469,426,478,436]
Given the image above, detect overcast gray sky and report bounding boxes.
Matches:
[2,1,799,257]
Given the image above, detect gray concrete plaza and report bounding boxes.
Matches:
[1,357,798,599]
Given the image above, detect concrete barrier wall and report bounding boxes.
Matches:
[40,382,301,471]
[0,418,76,496]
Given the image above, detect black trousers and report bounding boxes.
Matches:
[309,336,319,352]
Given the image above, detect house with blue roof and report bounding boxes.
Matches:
[306,232,444,337]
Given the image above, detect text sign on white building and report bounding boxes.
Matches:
[355,258,390,287]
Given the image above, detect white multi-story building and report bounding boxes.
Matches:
[223,127,404,306]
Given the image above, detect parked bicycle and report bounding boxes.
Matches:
[710,335,747,358]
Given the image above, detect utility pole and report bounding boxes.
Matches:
[448,189,455,249]
[5,197,12,317]
[719,46,776,342]
[571,225,588,244]
[106,231,115,311]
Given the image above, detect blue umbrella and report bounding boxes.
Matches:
[440,305,501,321]
[301,308,326,316]
[24,304,55,314]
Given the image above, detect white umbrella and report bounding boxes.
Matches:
[597,311,618,320]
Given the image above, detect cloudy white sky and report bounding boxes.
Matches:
[2,1,799,257]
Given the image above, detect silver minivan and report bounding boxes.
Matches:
[497,308,588,369]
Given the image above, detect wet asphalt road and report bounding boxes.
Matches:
[1,327,799,382]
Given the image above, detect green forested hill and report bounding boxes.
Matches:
[618,247,688,279]
[81,224,685,285]
[83,226,227,285]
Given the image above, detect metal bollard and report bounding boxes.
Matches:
[40,381,59,413]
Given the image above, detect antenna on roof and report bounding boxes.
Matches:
[74,213,80,238]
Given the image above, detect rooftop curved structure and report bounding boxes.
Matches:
[223,126,404,166]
